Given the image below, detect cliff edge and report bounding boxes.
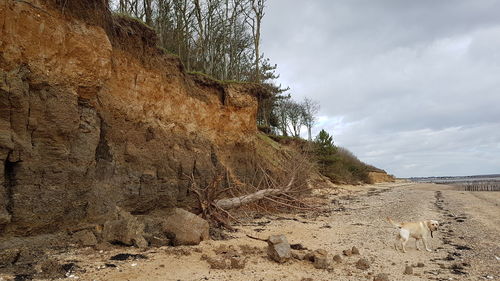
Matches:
[0,0,280,239]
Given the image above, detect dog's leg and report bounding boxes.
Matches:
[401,239,408,253]
[415,238,421,251]
[422,237,432,252]
[400,229,410,253]
[394,234,401,251]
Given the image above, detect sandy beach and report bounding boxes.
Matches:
[31,182,498,281]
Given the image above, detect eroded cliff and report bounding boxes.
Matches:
[0,0,275,238]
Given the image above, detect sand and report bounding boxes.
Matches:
[12,182,500,281]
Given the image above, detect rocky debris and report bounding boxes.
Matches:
[72,229,98,246]
[109,253,147,261]
[309,249,330,269]
[373,273,390,281]
[202,245,247,269]
[102,209,148,248]
[351,246,360,255]
[416,262,425,268]
[355,258,371,270]
[163,208,210,246]
[404,265,413,275]
[301,278,314,281]
[267,235,292,263]
[333,254,342,263]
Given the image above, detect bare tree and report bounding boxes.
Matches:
[302,97,320,141]
[245,0,265,82]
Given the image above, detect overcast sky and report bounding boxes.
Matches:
[261,0,500,178]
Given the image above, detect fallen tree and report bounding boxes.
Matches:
[186,152,315,227]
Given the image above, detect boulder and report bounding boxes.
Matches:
[102,209,147,248]
[162,208,209,246]
[267,235,291,263]
[310,249,330,269]
[72,229,98,246]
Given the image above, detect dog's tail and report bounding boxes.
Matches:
[386,217,402,228]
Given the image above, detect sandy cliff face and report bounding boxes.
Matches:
[0,0,265,236]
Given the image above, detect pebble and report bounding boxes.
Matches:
[356,258,370,270]
[404,265,413,275]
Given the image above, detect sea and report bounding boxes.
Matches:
[409,174,500,191]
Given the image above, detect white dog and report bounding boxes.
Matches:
[387,217,439,253]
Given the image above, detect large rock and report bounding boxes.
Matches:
[102,208,147,247]
[267,235,291,263]
[311,249,330,269]
[162,208,209,246]
[72,229,98,246]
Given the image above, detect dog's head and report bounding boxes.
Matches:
[426,220,439,232]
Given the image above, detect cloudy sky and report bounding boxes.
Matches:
[260,0,500,178]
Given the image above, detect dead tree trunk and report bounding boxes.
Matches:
[215,175,295,210]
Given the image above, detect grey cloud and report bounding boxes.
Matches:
[262,0,500,177]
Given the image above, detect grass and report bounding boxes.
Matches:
[112,12,155,31]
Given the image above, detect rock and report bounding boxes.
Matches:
[37,259,66,279]
[356,258,370,270]
[416,262,425,268]
[333,254,342,263]
[404,265,413,275]
[206,256,229,269]
[147,235,171,247]
[102,208,147,248]
[267,235,292,263]
[230,257,247,269]
[163,208,210,246]
[292,250,307,260]
[311,249,330,269]
[290,243,307,250]
[373,273,390,281]
[0,248,20,267]
[72,230,98,246]
[301,278,314,281]
[351,246,360,255]
[343,249,353,256]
